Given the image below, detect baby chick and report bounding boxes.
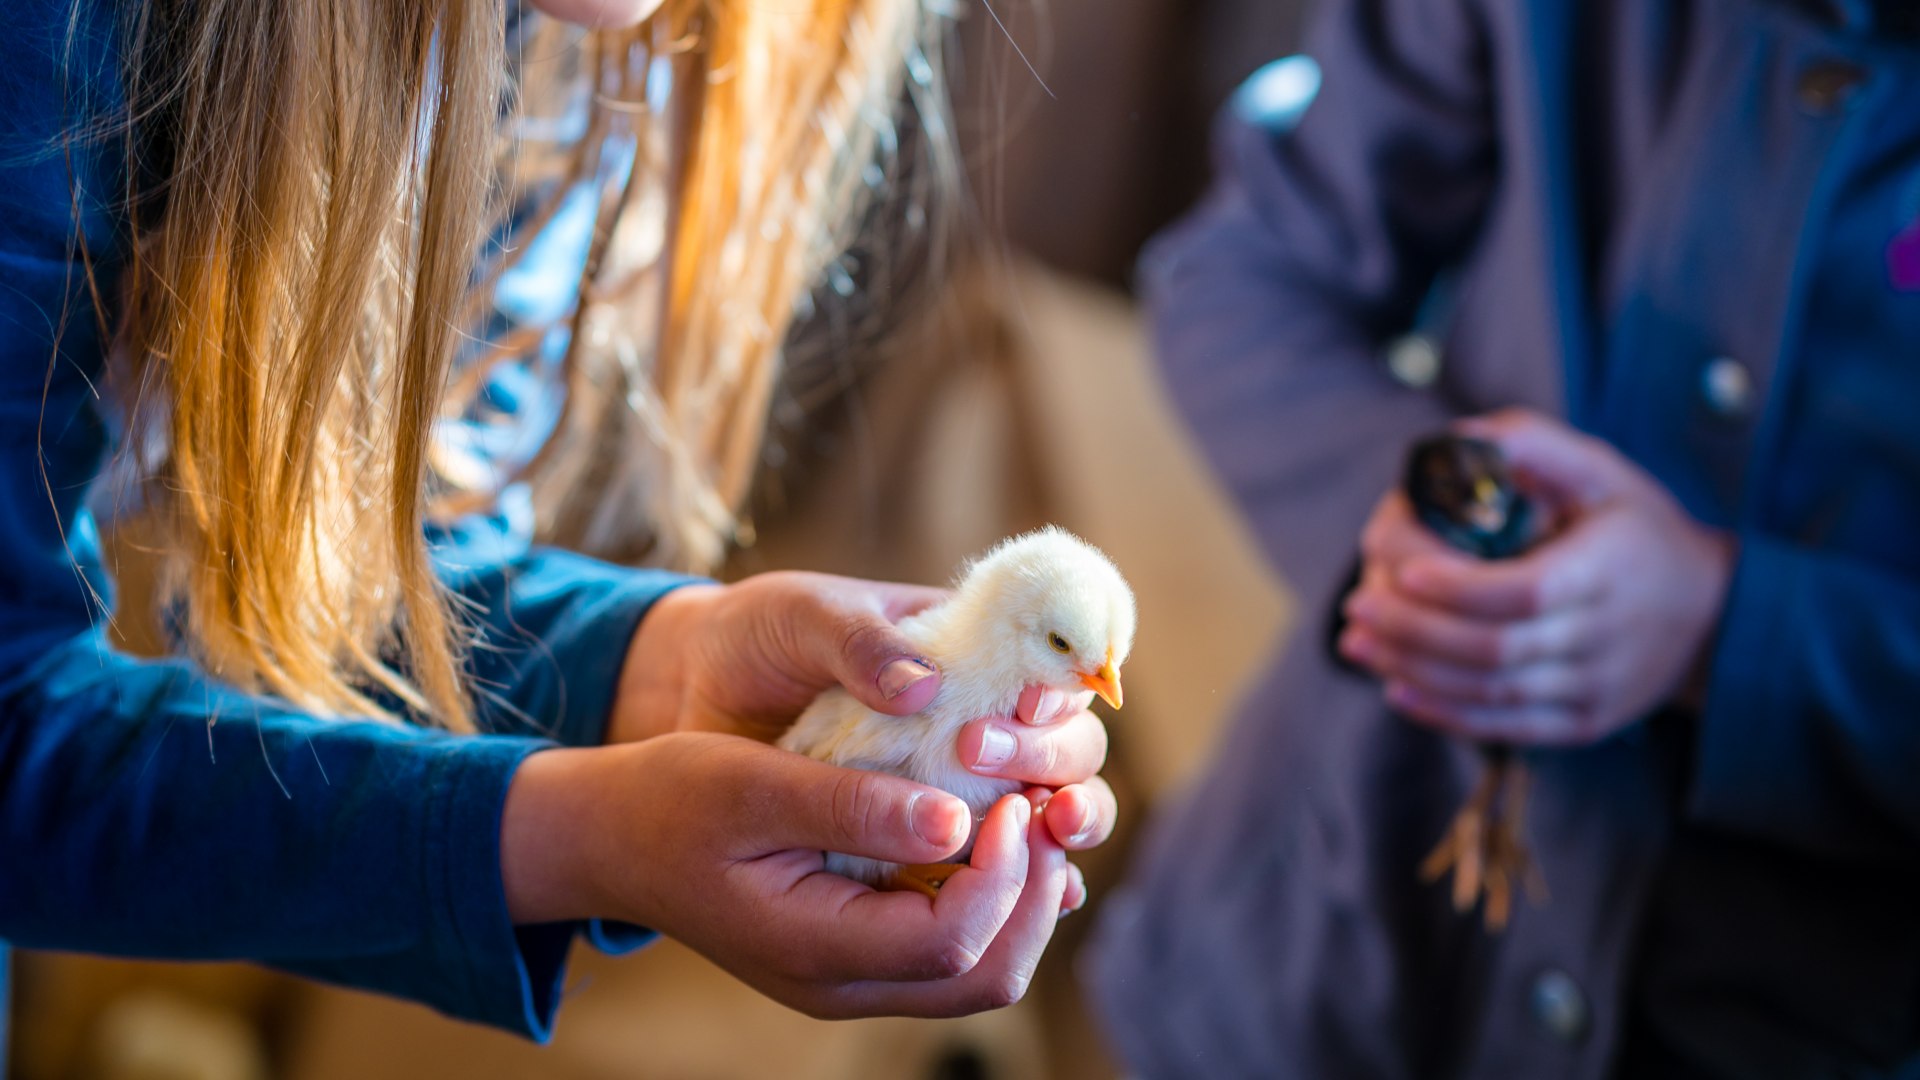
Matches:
[779,526,1136,896]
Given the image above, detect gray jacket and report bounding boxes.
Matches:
[1086,0,1920,1076]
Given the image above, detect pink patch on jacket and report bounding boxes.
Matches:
[1890,222,1920,292]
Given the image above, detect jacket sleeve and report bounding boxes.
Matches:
[0,1,686,1038]
[1689,537,1920,862]
[0,307,689,1044]
[1144,0,1498,601]
[434,508,703,749]
[1,640,580,1039]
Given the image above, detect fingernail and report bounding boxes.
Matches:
[1013,796,1032,828]
[1032,688,1066,726]
[972,725,1017,770]
[911,793,966,848]
[879,658,936,700]
[1068,802,1097,846]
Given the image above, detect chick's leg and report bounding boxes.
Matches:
[888,862,965,899]
[1420,758,1502,912]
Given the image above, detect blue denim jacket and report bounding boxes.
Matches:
[1090,0,1920,1076]
[0,1,695,1051]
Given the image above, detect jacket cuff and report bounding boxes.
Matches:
[582,920,659,956]
[424,736,575,1041]
[1689,535,1817,835]
[533,567,708,750]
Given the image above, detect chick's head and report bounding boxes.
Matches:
[958,527,1136,709]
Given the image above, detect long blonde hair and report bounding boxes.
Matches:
[87,0,955,730]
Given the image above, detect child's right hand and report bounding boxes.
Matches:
[500,733,1069,1018]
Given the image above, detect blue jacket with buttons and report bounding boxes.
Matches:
[1087,0,1920,1077]
[0,0,698,1055]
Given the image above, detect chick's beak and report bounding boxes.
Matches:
[1079,651,1123,710]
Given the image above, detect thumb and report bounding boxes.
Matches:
[747,749,972,866]
[1456,408,1632,511]
[796,584,945,716]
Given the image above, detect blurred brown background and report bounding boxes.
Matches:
[9,2,1309,1077]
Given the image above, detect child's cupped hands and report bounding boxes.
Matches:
[502,734,1071,1018]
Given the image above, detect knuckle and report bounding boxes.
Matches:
[930,939,982,979]
[828,771,889,851]
[983,971,1032,1010]
[838,615,889,663]
[1034,735,1064,780]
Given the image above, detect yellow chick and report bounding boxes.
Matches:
[779,526,1136,896]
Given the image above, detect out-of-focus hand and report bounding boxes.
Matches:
[1338,409,1736,746]
[503,734,1071,1018]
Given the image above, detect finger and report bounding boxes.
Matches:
[1396,527,1609,620]
[1041,778,1117,850]
[794,589,943,716]
[1343,580,1593,668]
[1345,628,1591,707]
[775,793,1032,985]
[1014,685,1096,727]
[1387,681,1607,747]
[833,800,1068,1018]
[1061,862,1087,917]
[1359,490,1465,569]
[1454,409,1630,510]
[872,582,952,623]
[959,710,1108,786]
[748,750,972,866]
[916,793,1035,973]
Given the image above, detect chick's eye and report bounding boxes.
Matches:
[1048,632,1072,654]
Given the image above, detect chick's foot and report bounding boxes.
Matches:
[889,862,965,899]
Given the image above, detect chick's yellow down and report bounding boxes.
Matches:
[779,527,1136,896]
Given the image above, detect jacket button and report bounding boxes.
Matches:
[1531,969,1590,1043]
[1797,59,1868,116]
[1386,332,1442,388]
[1702,356,1754,418]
